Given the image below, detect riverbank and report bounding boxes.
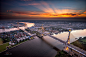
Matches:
[0,42,9,53]
[55,50,72,57]
[71,37,86,51]
[0,36,34,53]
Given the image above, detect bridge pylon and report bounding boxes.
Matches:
[24,23,27,29]
[17,22,19,30]
[64,29,71,51]
[66,29,71,44]
[41,24,44,36]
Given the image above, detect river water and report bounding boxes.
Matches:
[0,36,57,57]
[1,29,85,56]
[42,29,86,50]
[0,21,86,56]
[53,29,86,43]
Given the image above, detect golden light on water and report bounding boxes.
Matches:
[26,23,35,27]
[19,22,35,27]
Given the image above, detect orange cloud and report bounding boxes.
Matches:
[25,2,83,15]
[18,1,86,18]
[0,13,8,16]
[12,14,19,16]
[83,11,86,13]
[54,9,82,14]
[7,10,12,12]
[78,14,86,17]
[28,3,41,5]
[7,10,8,12]
[7,9,86,18]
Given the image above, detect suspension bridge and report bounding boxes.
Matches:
[40,24,86,57]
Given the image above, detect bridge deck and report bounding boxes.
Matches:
[48,35,86,56]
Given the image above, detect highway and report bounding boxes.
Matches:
[48,34,86,57]
[24,26,86,57]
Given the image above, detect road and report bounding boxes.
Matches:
[48,34,86,56]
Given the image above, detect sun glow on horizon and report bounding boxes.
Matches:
[1,0,86,19]
[7,8,86,18]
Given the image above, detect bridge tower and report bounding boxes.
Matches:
[66,29,71,44]
[24,23,27,29]
[65,29,71,51]
[41,24,44,36]
[17,22,19,30]
[64,29,85,57]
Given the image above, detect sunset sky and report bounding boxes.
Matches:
[0,0,86,20]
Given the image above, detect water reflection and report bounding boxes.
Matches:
[42,29,86,50]
[43,36,65,50]
[19,22,35,27]
[0,22,35,33]
[53,29,86,43]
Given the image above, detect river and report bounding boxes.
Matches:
[42,29,86,50]
[0,22,86,56]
